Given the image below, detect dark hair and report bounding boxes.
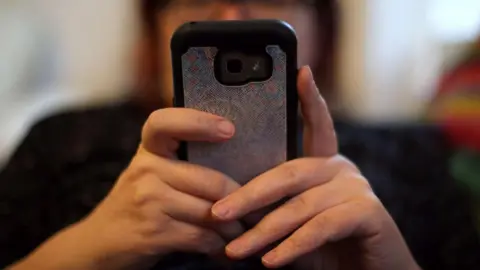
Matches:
[140,0,339,95]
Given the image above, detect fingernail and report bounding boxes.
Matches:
[217,120,234,137]
[262,251,277,266]
[225,241,243,258]
[226,238,254,260]
[212,201,231,219]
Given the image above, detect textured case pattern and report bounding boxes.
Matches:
[182,46,287,185]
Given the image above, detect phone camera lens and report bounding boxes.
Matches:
[226,59,243,74]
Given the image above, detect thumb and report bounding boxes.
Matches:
[298,66,338,157]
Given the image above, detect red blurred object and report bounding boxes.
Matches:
[442,117,480,151]
[433,38,480,151]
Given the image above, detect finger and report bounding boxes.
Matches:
[164,159,242,201]
[212,157,349,221]
[261,201,372,268]
[159,185,244,241]
[141,108,235,157]
[130,152,241,202]
[298,66,337,157]
[131,157,245,242]
[156,220,226,255]
[224,178,354,259]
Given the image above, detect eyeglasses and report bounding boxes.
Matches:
[160,0,316,22]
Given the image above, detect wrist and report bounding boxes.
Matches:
[8,221,105,270]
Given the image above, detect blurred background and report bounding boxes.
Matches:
[0,0,479,164]
[1,1,480,269]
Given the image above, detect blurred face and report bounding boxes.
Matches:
[153,0,321,106]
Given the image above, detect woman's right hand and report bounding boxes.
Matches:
[10,108,244,270]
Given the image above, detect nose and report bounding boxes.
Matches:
[210,4,252,20]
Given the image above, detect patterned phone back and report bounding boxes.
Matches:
[182,46,287,185]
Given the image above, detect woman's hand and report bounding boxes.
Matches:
[211,66,421,270]
[9,108,244,270]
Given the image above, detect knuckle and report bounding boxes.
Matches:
[199,168,227,195]
[311,215,337,242]
[128,156,158,181]
[194,112,211,126]
[286,234,308,251]
[186,228,210,243]
[185,229,222,253]
[287,194,312,213]
[254,220,275,236]
[177,163,234,200]
[139,218,169,239]
[281,162,303,182]
[143,110,165,136]
[311,214,328,231]
[334,155,360,173]
[355,174,372,190]
[148,109,167,128]
[343,170,371,191]
[136,217,172,255]
[133,180,167,207]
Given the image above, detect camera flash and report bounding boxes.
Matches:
[253,61,260,71]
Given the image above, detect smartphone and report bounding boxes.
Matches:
[171,20,298,185]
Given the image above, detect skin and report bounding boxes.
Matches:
[9,2,421,270]
[9,67,420,270]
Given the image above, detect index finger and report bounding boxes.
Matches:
[211,157,346,221]
[141,108,235,157]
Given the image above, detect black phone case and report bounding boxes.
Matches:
[171,20,298,184]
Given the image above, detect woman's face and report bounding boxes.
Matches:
[154,0,321,105]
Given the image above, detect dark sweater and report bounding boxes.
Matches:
[0,101,479,269]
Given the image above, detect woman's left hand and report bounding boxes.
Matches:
[211,66,421,270]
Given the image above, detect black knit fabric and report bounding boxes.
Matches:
[0,101,479,269]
